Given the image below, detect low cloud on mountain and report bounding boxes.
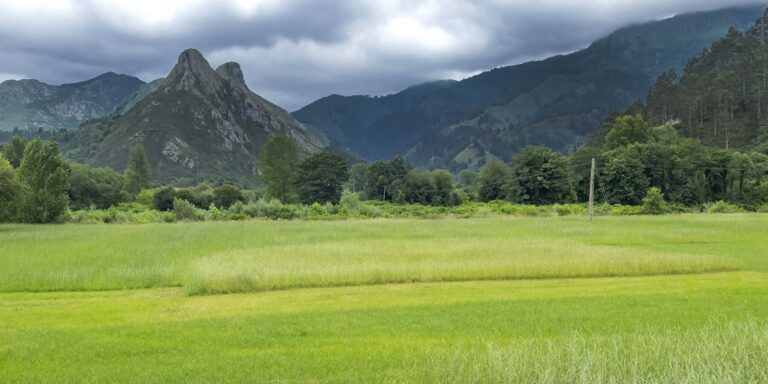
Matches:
[0,0,761,109]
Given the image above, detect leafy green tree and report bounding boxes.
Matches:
[295,152,349,204]
[0,136,27,168]
[124,143,151,195]
[508,146,572,204]
[68,163,127,209]
[18,139,69,223]
[391,169,431,204]
[347,163,368,193]
[477,160,510,202]
[364,155,411,201]
[0,154,24,222]
[457,169,478,191]
[640,187,669,215]
[605,115,651,149]
[257,136,300,203]
[153,186,176,211]
[600,149,649,205]
[430,170,455,206]
[213,184,244,209]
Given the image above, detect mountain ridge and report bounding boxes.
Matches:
[62,48,326,185]
[0,72,145,131]
[293,5,764,170]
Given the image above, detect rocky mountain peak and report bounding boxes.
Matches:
[165,48,223,93]
[216,62,247,90]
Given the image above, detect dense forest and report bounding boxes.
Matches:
[644,10,768,152]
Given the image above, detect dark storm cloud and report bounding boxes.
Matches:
[0,0,763,110]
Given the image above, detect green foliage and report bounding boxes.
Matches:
[17,138,69,223]
[457,169,478,191]
[0,136,27,168]
[704,200,745,214]
[339,191,362,215]
[600,147,650,205]
[153,186,176,212]
[68,163,127,209]
[135,189,154,207]
[605,114,651,149]
[641,187,670,215]
[257,136,300,203]
[347,163,368,193]
[295,151,349,204]
[0,154,23,222]
[508,146,573,204]
[213,184,244,209]
[364,155,411,201]
[477,160,510,202]
[173,198,206,221]
[124,143,151,195]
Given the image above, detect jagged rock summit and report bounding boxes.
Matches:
[216,62,248,90]
[65,48,327,184]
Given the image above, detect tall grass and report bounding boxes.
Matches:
[2,215,763,294]
[186,239,731,294]
[409,321,768,383]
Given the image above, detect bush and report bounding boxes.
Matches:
[135,189,154,207]
[213,184,244,209]
[153,186,175,211]
[340,191,362,214]
[704,200,745,214]
[173,198,205,221]
[640,187,669,215]
[758,204,768,213]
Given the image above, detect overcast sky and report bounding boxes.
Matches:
[0,0,762,110]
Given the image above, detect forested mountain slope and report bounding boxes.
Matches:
[294,6,763,171]
[645,9,768,151]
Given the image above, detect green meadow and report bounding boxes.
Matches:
[1,214,768,382]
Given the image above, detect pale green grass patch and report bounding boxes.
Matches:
[411,321,768,384]
[187,237,732,294]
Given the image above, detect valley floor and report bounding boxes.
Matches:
[1,215,767,382]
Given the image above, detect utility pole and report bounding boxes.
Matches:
[588,158,595,223]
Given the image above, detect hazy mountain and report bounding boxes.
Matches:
[293,5,764,170]
[0,72,145,132]
[62,49,327,185]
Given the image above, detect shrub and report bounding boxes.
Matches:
[640,187,669,215]
[758,204,768,213]
[173,198,205,221]
[705,200,745,214]
[340,191,361,214]
[135,189,154,207]
[153,186,175,211]
[213,184,244,209]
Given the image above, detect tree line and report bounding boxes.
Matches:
[2,114,767,224]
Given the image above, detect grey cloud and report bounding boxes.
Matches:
[0,0,763,110]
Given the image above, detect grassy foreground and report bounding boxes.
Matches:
[1,214,768,382]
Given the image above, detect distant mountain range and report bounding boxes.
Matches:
[60,49,327,185]
[0,5,764,184]
[0,72,144,132]
[293,5,765,170]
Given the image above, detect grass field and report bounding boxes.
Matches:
[1,214,768,382]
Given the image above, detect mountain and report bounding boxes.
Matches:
[644,9,768,151]
[119,78,165,114]
[62,49,327,185]
[0,72,145,131]
[293,5,764,170]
